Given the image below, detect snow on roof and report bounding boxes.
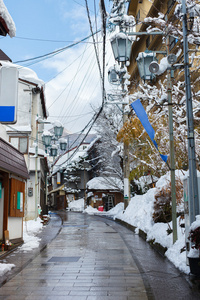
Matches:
[87,176,123,191]
[0,0,16,37]
[29,147,46,157]
[0,60,44,87]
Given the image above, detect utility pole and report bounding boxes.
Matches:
[182,0,199,222]
[166,25,177,243]
[35,118,39,221]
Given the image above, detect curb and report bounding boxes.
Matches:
[115,218,167,257]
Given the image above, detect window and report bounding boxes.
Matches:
[9,136,28,154]
[136,10,140,24]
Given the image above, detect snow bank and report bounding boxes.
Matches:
[84,205,99,215]
[0,263,15,276]
[68,198,85,212]
[19,218,43,252]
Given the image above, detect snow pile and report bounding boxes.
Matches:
[68,198,85,211]
[0,263,15,276]
[84,205,100,215]
[19,218,43,252]
[107,202,124,216]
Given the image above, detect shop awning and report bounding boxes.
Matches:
[48,184,65,195]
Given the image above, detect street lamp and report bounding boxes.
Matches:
[41,121,67,157]
[53,120,64,139]
[136,51,158,81]
[50,144,58,157]
[110,32,132,62]
[59,138,68,151]
[108,66,119,85]
[110,31,132,209]
[42,130,52,152]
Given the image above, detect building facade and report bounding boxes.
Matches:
[0,52,48,220]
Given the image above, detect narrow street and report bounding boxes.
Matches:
[0,211,200,300]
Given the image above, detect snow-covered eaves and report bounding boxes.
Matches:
[29,147,46,157]
[87,176,123,191]
[6,125,32,133]
[0,60,44,87]
[0,0,16,37]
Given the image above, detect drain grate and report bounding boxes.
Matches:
[48,256,81,263]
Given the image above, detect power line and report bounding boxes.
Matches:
[13,30,101,64]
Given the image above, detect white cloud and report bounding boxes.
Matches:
[43,39,104,132]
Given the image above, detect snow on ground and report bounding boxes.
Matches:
[69,170,191,274]
[19,217,43,252]
[0,263,15,276]
[68,198,85,212]
[0,217,43,276]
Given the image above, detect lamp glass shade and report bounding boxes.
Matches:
[54,125,64,138]
[59,138,67,151]
[111,34,132,62]
[50,146,58,157]
[42,134,52,147]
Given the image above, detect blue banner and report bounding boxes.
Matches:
[131,99,168,163]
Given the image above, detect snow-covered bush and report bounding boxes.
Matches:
[153,177,183,225]
[188,215,200,258]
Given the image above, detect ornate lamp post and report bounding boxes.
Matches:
[42,121,67,157]
[110,31,133,209]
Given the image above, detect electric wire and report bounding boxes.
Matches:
[13,30,101,65]
[58,35,91,122]
[47,45,95,110]
[53,1,107,167]
[58,46,100,122]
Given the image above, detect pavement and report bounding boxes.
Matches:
[0,211,200,300]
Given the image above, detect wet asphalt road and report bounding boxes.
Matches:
[0,211,200,300]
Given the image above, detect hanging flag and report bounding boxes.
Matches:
[130,99,168,163]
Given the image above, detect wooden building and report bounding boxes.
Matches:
[0,137,29,245]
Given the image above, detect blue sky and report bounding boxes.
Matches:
[1,0,113,133]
